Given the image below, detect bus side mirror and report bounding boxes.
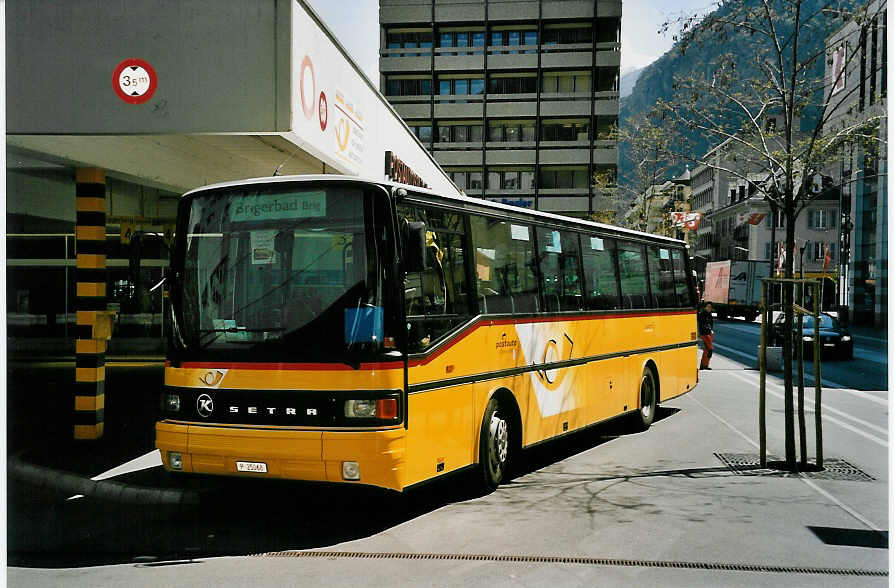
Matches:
[402,221,426,273]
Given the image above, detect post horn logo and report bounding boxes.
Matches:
[537,333,574,389]
[199,369,227,388]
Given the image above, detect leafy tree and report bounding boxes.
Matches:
[658,0,887,468]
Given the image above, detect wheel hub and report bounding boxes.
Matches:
[489,414,508,467]
[641,376,653,418]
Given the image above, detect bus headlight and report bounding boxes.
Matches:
[345,399,376,418]
[164,393,181,412]
[344,397,399,420]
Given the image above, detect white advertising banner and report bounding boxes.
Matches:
[290,2,459,196]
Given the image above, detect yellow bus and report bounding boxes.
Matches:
[156,175,699,492]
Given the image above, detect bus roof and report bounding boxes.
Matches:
[182,174,687,246]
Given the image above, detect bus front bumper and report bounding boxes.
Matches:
[156,421,407,491]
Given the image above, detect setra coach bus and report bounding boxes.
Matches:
[156,175,699,492]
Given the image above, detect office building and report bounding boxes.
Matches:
[380,0,622,217]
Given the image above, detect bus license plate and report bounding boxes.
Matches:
[236,461,268,473]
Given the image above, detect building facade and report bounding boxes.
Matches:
[688,117,842,306]
[824,0,887,327]
[379,0,622,217]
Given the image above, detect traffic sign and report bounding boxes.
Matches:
[112,58,157,104]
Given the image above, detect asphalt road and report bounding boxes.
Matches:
[7,335,889,586]
[711,317,888,392]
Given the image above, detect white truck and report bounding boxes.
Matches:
[702,260,771,322]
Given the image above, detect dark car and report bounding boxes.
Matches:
[771,312,854,360]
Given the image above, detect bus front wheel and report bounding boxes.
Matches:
[477,398,510,492]
[635,367,658,431]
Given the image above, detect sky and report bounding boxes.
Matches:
[305,0,716,81]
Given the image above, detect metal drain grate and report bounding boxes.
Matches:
[714,453,876,481]
[253,550,887,576]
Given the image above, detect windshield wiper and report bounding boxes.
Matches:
[198,326,286,333]
[197,326,287,347]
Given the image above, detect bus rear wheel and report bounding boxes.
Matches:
[477,398,510,492]
[635,367,658,431]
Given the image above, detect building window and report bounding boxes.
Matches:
[386,30,433,56]
[595,17,620,44]
[488,120,536,142]
[446,168,483,190]
[385,77,432,96]
[541,119,589,141]
[436,123,484,143]
[489,29,537,55]
[870,18,878,106]
[436,77,484,101]
[542,24,591,45]
[860,27,867,111]
[523,31,538,50]
[409,125,433,142]
[487,169,535,190]
[488,75,537,94]
[769,210,785,228]
[472,31,486,53]
[542,72,591,94]
[595,67,619,92]
[539,167,589,189]
[808,208,837,229]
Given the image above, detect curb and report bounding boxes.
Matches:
[8,456,198,507]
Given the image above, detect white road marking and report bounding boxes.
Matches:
[66,450,164,500]
[713,342,888,407]
[727,371,888,446]
[91,449,163,481]
[689,395,883,532]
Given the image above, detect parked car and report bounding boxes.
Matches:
[771,312,854,360]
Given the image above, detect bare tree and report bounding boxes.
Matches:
[659,0,887,468]
[613,108,685,231]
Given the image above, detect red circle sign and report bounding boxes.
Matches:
[112,58,157,104]
[319,91,328,131]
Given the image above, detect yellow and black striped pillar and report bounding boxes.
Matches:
[74,168,107,440]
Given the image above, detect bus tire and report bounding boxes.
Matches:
[635,367,658,431]
[477,397,511,493]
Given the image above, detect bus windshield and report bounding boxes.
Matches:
[173,183,393,360]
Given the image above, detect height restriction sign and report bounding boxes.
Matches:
[113,58,157,104]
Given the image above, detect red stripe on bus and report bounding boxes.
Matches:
[178,361,403,371]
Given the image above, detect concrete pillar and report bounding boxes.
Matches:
[74,168,109,440]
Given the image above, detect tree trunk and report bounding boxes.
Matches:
[782,198,797,468]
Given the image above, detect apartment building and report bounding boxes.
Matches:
[379,0,621,217]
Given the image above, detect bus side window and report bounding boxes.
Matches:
[536,227,583,312]
[581,235,620,310]
[398,204,472,351]
[671,248,694,307]
[617,241,650,309]
[647,245,677,308]
[470,215,538,314]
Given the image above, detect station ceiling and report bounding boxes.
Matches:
[7,134,329,195]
